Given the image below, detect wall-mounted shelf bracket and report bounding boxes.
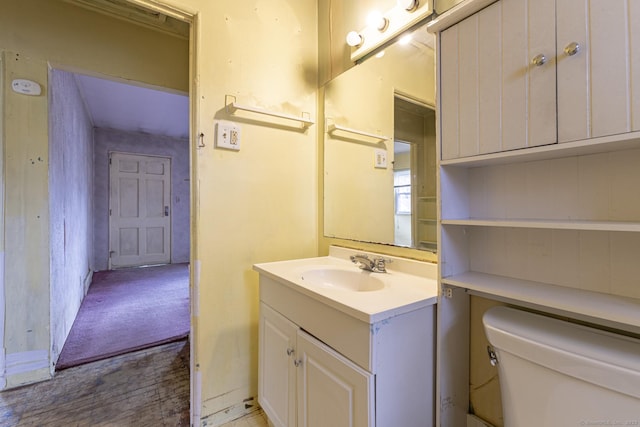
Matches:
[325,119,389,142]
[225,95,314,128]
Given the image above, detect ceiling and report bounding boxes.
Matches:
[75,74,189,140]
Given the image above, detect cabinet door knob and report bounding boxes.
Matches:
[564,42,580,56]
[286,348,294,356]
[531,54,547,67]
[294,359,302,367]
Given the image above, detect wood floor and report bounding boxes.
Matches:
[0,340,190,426]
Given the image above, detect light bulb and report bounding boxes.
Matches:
[375,50,386,59]
[367,11,388,32]
[399,34,413,45]
[346,31,363,47]
[397,0,419,11]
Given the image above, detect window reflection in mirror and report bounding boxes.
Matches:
[323,23,436,252]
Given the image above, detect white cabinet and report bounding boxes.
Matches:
[259,303,298,427]
[259,303,373,427]
[440,0,556,159]
[440,0,640,160]
[557,0,640,143]
[257,271,436,427]
[430,0,640,425]
[296,329,373,427]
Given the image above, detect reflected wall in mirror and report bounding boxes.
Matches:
[323,23,436,251]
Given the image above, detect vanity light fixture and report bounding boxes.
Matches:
[397,0,419,11]
[346,31,364,47]
[399,34,413,45]
[367,11,389,32]
[347,0,431,61]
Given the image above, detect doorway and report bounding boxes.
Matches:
[44,0,197,423]
[393,95,437,251]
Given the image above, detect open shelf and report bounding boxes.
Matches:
[442,271,640,334]
[441,219,640,232]
[440,130,640,168]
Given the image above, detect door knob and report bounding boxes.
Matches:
[164,206,169,216]
[531,54,547,67]
[564,42,580,56]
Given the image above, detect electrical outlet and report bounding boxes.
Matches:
[374,148,387,168]
[215,121,241,150]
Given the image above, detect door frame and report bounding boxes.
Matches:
[123,1,200,423]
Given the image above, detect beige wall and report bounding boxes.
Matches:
[2,51,52,387]
[3,1,319,424]
[0,0,188,92]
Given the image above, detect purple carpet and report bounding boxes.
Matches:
[56,263,190,370]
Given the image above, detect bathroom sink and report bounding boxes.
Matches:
[254,246,438,324]
[299,267,385,292]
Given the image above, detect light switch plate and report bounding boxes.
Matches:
[374,148,387,168]
[215,120,241,150]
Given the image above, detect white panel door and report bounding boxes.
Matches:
[259,303,298,427]
[296,330,373,427]
[109,152,171,268]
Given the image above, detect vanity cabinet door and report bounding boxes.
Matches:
[259,303,298,427]
[557,0,640,143]
[440,0,556,160]
[296,330,374,427]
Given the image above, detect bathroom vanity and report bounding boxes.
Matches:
[253,246,438,427]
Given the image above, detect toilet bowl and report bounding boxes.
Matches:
[483,306,640,427]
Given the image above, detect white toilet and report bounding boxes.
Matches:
[483,306,640,427]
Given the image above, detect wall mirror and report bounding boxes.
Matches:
[323,22,436,251]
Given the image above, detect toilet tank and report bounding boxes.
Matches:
[483,306,640,427]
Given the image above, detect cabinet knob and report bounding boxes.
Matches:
[564,42,580,57]
[286,348,294,356]
[294,359,302,367]
[531,54,547,67]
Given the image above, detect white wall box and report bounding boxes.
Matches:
[256,272,436,427]
[429,0,640,425]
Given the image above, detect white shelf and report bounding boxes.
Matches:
[441,218,640,232]
[442,271,640,334]
[440,130,640,168]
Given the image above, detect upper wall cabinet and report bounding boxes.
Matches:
[557,0,640,143]
[440,0,640,160]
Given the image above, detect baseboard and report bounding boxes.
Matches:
[468,414,495,427]
[201,396,260,426]
[4,350,51,389]
[83,269,93,294]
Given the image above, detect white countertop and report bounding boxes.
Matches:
[254,247,438,324]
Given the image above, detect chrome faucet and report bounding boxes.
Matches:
[350,254,392,273]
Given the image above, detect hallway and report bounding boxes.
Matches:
[0,340,190,426]
[57,263,190,370]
